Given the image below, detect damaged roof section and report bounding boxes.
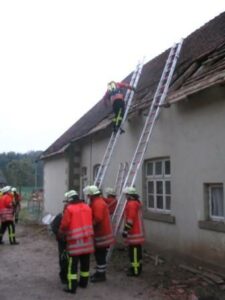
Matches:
[42,11,225,159]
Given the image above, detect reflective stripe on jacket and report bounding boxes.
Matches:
[124,200,145,245]
[90,196,115,248]
[0,193,14,222]
[60,201,94,256]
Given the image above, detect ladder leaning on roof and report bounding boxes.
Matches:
[114,162,129,196]
[94,59,145,189]
[106,40,183,262]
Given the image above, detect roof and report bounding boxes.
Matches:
[42,11,225,159]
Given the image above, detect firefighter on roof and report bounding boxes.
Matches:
[102,81,136,133]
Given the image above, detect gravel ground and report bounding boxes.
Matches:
[0,223,224,300]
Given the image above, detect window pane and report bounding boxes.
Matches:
[156,196,163,209]
[148,195,154,208]
[155,161,162,175]
[211,186,224,217]
[165,160,171,175]
[147,162,153,176]
[148,181,154,193]
[165,181,171,194]
[156,181,163,194]
[166,196,171,210]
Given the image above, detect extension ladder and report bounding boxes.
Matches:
[94,59,145,188]
[114,162,129,196]
[107,40,183,262]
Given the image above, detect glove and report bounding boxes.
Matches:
[122,230,128,238]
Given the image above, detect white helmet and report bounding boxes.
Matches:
[123,186,137,195]
[105,187,116,196]
[107,81,117,92]
[12,187,17,192]
[83,185,101,196]
[64,190,78,201]
[1,186,12,194]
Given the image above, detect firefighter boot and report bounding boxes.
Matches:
[63,288,76,294]
[90,272,106,283]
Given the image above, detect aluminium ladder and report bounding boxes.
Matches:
[114,162,129,196]
[107,40,183,262]
[94,59,145,189]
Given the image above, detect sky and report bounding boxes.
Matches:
[0,1,225,153]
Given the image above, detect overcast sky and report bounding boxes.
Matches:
[0,1,225,153]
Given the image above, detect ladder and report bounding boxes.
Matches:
[114,162,129,196]
[94,59,145,188]
[107,40,183,262]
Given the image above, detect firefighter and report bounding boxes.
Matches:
[59,190,94,294]
[83,185,115,282]
[122,186,145,276]
[102,81,136,133]
[11,187,22,224]
[50,212,68,285]
[0,186,19,245]
[104,187,117,215]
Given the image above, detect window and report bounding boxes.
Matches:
[145,158,171,212]
[205,183,224,221]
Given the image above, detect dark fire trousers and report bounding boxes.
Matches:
[67,254,90,292]
[112,99,125,132]
[0,220,17,244]
[94,247,108,274]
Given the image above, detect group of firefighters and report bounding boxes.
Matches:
[51,81,141,294]
[0,185,21,245]
[0,81,142,294]
[51,184,145,294]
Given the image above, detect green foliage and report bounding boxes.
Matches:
[0,151,43,188]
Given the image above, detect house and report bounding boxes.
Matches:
[41,12,225,267]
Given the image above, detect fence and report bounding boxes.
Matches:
[19,187,44,223]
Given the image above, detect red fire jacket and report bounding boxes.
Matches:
[90,196,115,248]
[0,193,14,222]
[123,199,145,245]
[104,196,117,215]
[60,201,94,256]
[103,82,133,105]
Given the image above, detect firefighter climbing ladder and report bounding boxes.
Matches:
[107,40,183,262]
[94,59,145,188]
[114,162,129,196]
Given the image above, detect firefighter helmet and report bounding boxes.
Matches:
[1,186,11,194]
[105,187,116,196]
[83,185,101,196]
[12,187,17,192]
[123,186,137,195]
[64,190,78,201]
[107,81,117,92]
